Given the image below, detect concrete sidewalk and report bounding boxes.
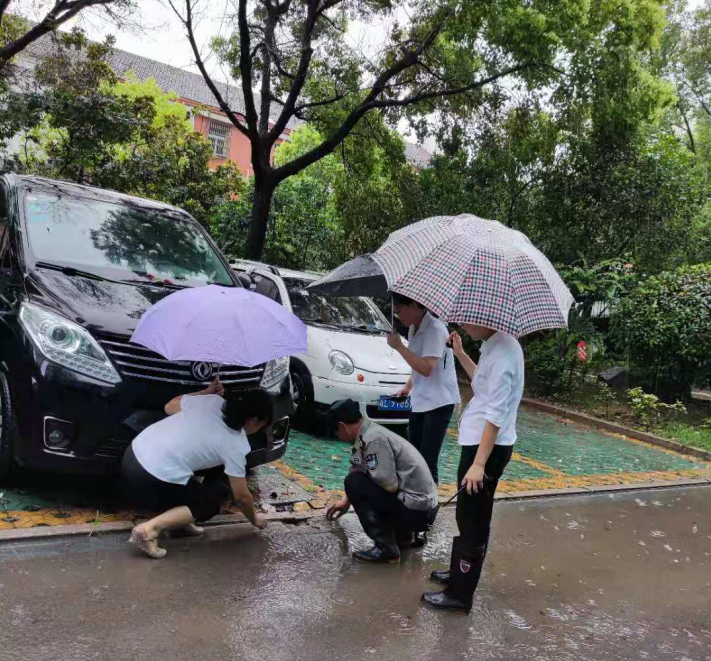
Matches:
[1,485,709,661]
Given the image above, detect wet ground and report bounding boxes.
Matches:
[1,485,709,661]
[1,406,709,531]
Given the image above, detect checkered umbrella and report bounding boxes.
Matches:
[372,214,574,338]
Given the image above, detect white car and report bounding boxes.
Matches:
[232,261,412,426]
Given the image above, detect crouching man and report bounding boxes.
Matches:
[326,398,438,564]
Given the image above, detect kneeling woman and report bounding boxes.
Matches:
[121,380,272,558]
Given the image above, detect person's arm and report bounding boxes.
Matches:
[395,377,412,398]
[229,476,267,529]
[387,333,438,377]
[461,421,498,494]
[450,332,477,380]
[164,378,224,415]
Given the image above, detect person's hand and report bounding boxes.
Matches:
[387,332,404,351]
[461,464,486,495]
[449,331,463,356]
[394,387,410,398]
[205,377,224,396]
[326,498,350,521]
[253,513,268,530]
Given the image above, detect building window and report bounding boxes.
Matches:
[208,119,231,158]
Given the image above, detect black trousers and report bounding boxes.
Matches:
[408,404,455,484]
[344,471,433,534]
[120,445,232,522]
[456,444,513,551]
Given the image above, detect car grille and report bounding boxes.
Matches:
[366,405,411,420]
[96,334,265,389]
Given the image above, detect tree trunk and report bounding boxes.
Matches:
[245,178,276,260]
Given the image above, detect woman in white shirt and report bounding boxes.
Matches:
[422,325,524,613]
[120,380,272,559]
[387,293,460,486]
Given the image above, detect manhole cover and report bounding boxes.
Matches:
[249,467,312,505]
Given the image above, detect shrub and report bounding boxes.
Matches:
[611,264,711,400]
[627,387,686,429]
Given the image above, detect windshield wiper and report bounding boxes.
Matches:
[302,318,342,329]
[34,261,111,282]
[348,324,387,334]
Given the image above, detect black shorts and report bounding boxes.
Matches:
[120,445,232,522]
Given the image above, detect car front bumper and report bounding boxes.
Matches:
[9,349,293,475]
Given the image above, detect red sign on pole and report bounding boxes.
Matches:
[577,341,587,363]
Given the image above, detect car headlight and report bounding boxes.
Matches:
[329,350,354,375]
[261,356,289,389]
[19,302,121,384]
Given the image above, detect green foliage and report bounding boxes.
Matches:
[558,260,638,318]
[612,264,711,400]
[4,30,241,224]
[626,387,686,429]
[595,382,618,419]
[210,123,420,270]
[6,30,155,183]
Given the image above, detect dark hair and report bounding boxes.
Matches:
[391,292,425,309]
[222,388,274,431]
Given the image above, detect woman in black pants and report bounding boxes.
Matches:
[121,380,273,559]
[423,326,524,612]
[387,293,460,489]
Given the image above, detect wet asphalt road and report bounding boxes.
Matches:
[0,486,710,661]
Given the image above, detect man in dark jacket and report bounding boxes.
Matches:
[326,399,439,563]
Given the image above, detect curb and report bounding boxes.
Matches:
[0,509,321,543]
[3,479,710,543]
[521,398,711,461]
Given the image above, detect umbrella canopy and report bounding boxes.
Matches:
[373,214,574,338]
[131,285,307,367]
[308,254,388,298]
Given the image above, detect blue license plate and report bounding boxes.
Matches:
[378,395,411,412]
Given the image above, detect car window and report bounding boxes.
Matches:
[283,278,390,333]
[23,190,233,287]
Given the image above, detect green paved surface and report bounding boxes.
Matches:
[1,407,708,530]
[280,408,706,492]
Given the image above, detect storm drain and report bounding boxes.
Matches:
[249,466,313,506]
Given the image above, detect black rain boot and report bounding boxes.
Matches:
[429,536,487,585]
[422,537,486,612]
[352,503,400,564]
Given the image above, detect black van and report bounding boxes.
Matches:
[0,174,293,478]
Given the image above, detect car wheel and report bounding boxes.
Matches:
[0,372,16,479]
[290,367,314,423]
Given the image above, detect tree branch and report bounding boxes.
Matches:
[266,0,319,144]
[678,102,696,154]
[237,0,259,136]
[167,0,250,138]
[0,0,114,65]
[274,61,541,182]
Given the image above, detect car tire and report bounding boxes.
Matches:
[290,366,314,422]
[0,372,16,480]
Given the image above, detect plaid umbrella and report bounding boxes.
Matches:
[372,214,574,338]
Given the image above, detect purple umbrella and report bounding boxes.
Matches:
[131,285,307,367]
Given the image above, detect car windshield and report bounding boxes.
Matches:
[23,190,233,287]
[285,278,391,333]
